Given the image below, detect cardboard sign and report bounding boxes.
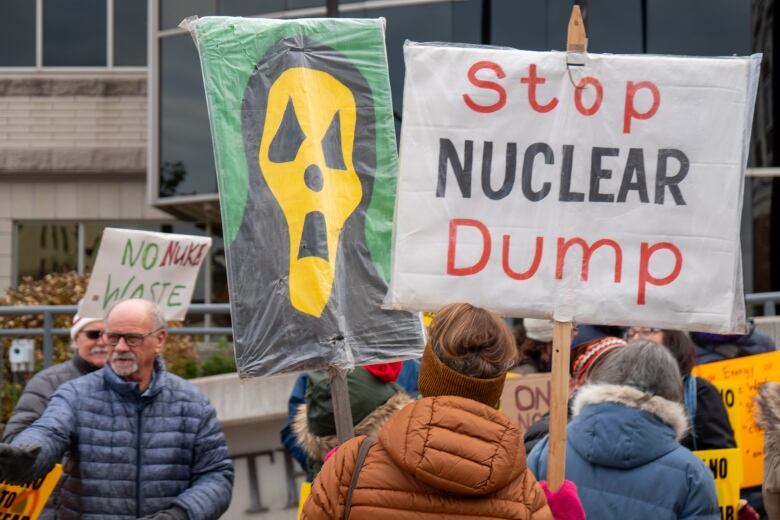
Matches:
[0,464,62,520]
[82,228,211,320]
[500,372,552,431]
[187,17,424,376]
[693,449,742,520]
[715,381,743,451]
[693,350,780,488]
[386,43,761,334]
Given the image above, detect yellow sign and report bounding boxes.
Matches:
[693,350,780,488]
[297,481,312,519]
[714,381,743,450]
[0,464,62,520]
[693,448,742,520]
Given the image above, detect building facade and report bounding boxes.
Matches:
[0,1,778,519]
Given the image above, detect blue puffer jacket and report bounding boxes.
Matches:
[11,357,234,520]
[527,383,719,520]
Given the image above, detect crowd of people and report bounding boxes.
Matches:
[0,298,776,519]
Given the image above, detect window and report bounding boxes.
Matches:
[16,223,79,281]
[0,1,36,66]
[2,0,147,68]
[43,0,107,66]
[114,0,148,66]
[159,34,217,197]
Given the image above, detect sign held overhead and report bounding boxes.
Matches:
[387,43,761,333]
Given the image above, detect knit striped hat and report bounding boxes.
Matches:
[571,336,626,387]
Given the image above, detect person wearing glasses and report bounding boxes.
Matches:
[0,298,234,520]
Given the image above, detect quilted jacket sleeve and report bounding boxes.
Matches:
[301,436,361,520]
[171,402,234,520]
[8,382,77,482]
[522,469,554,520]
[2,368,60,442]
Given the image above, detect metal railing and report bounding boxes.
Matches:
[0,303,232,368]
[1,293,780,369]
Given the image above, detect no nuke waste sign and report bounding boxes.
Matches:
[82,228,211,320]
[386,43,760,333]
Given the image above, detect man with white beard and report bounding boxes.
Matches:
[3,305,108,442]
[0,298,234,520]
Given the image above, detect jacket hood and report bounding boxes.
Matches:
[378,396,526,496]
[293,391,412,464]
[568,384,688,469]
[756,382,780,431]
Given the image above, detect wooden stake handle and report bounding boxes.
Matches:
[567,5,588,52]
[547,320,573,492]
[328,366,355,444]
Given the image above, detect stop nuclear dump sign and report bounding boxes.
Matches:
[386,43,760,333]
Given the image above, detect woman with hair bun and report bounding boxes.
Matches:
[302,303,559,519]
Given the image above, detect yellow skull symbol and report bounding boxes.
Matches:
[259,67,362,318]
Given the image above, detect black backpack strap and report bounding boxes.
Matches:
[344,436,375,520]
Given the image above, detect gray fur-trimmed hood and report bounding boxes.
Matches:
[293,391,412,464]
[572,383,689,440]
[756,382,780,431]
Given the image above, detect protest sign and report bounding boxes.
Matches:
[0,464,62,520]
[715,381,744,451]
[186,17,424,376]
[386,43,760,334]
[501,372,552,431]
[693,448,742,520]
[82,228,211,320]
[693,350,780,488]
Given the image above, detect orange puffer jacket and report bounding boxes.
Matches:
[302,395,553,520]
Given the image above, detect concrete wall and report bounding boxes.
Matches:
[191,373,301,520]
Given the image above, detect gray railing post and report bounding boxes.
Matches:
[43,311,53,368]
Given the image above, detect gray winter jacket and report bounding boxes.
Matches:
[3,353,99,442]
[10,357,234,520]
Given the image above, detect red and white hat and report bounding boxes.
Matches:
[70,300,101,340]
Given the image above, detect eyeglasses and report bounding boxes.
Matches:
[103,328,163,348]
[81,329,104,340]
[626,327,662,338]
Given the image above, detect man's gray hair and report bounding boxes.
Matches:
[588,339,683,402]
[104,299,168,331]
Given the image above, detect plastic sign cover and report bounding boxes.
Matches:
[187,17,424,376]
[386,43,760,333]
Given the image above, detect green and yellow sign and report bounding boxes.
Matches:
[187,17,423,376]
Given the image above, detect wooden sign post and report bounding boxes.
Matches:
[328,366,355,444]
[546,5,587,493]
[547,320,573,491]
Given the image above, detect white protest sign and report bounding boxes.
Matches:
[82,228,212,320]
[386,44,760,333]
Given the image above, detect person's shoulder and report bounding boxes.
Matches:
[159,370,211,403]
[26,359,78,386]
[695,376,720,395]
[56,368,104,392]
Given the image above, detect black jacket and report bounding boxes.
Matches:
[682,377,736,451]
